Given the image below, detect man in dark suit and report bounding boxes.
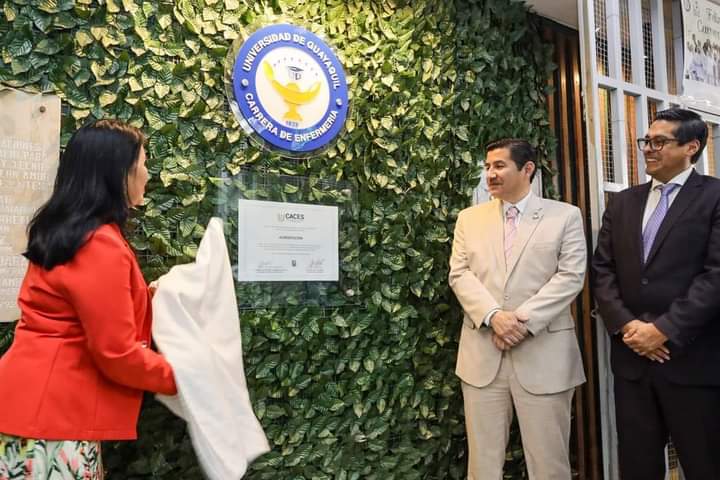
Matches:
[592,107,720,479]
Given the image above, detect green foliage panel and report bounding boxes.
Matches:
[0,0,554,478]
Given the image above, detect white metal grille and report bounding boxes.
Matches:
[594,0,610,76]
[707,123,717,177]
[664,0,677,94]
[600,88,616,183]
[648,99,659,125]
[625,95,639,185]
[620,0,633,82]
[642,0,656,89]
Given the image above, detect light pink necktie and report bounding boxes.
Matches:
[504,206,519,265]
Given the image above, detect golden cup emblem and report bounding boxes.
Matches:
[262,61,321,124]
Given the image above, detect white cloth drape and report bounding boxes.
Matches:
[152,217,270,479]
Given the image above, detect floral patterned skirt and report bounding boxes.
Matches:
[0,434,103,480]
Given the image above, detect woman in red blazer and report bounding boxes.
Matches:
[0,120,176,479]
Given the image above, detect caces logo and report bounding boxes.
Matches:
[276,212,305,223]
[231,24,349,155]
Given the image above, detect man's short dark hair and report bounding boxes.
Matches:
[486,138,537,182]
[654,108,708,163]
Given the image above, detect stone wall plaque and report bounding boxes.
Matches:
[0,88,61,321]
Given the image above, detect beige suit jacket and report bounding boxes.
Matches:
[449,193,587,394]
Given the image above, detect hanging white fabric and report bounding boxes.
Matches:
[152,217,270,479]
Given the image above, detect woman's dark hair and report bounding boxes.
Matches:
[24,119,146,269]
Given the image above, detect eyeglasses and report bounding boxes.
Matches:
[637,137,680,152]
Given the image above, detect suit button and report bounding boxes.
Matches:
[504,295,510,300]
[641,278,649,286]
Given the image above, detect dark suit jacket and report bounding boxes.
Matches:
[591,170,720,385]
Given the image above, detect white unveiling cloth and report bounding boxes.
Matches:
[152,217,270,479]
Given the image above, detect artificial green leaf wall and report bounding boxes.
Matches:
[0,0,555,478]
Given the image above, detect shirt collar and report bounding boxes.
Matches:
[650,166,694,191]
[502,190,532,216]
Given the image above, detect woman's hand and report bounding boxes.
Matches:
[148,280,159,298]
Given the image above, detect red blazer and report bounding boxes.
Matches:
[0,224,176,440]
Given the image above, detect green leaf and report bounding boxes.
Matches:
[374,174,389,188]
[363,358,375,373]
[382,253,405,271]
[75,31,93,48]
[140,70,156,88]
[52,12,77,28]
[70,109,90,120]
[98,91,117,107]
[154,83,170,97]
[68,86,96,108]
[154,13,171,30]
[333,314,349,327]
[37,0,59,13]
[8,39,32,57]
[10,58,31,75]
[423,126,435,140]
[3,3,17,21]
[128,77,143,92]
[58,0,74,11]
[73,70,90,86]
[456,125,470,142]
[373,139,398,153]
[90,26,108,41]
[381,283,401,299]
[90,61,108,80]
[121,0,137,12]
[106,0,120,13]
[145,109,165,130]
[264,404,286,419]
[202,126,219,142]
[350,316,372,336]
[34,39,61,55]
[29,10,53,32]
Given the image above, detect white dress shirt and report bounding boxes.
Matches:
[502,190,532,228]
[642,166,694,231]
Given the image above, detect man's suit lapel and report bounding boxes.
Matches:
[628,184,650,270]
[489,199,506,273]
[505,194,544,282]
[644,170,703,266]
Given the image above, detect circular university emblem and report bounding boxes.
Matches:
[229,24,349,156]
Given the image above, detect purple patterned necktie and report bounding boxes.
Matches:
[642,183,679,262]
[504,206,519,266]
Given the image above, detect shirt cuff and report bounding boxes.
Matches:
[483,308,500,327]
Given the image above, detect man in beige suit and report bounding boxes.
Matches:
[449,138,587,479]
